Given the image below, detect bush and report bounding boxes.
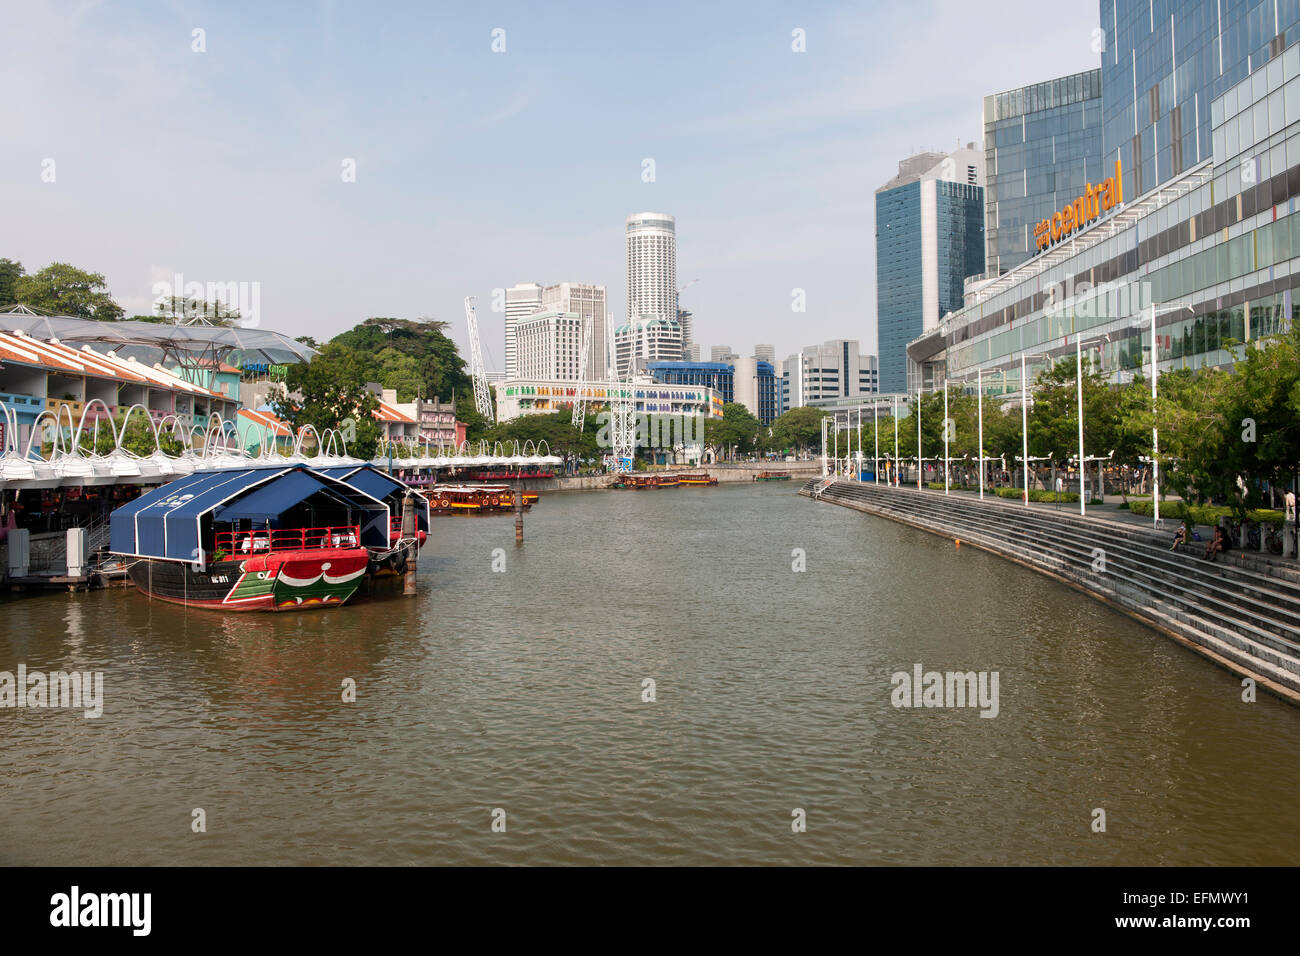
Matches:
[1126,499,1285,527]
[991,486,1081,503]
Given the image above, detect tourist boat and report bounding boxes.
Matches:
[110,464,397,611]
[612,474,659,489]
[754,471,791,481]
[678,473,718,486]
[655,474,680,487]
[423,484,537,514]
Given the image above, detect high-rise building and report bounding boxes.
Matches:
[984,70,1103,275]
[503,282,542,379]
[613,316,683,378]
[753,344,775,363]
[683,343,701,362]
[875,144,986,394]
[781,340,879,409]
[514,311,585,381]
[710,345,738,362]
[1099,1,1300,199]
[905,35,1300,405]
[542,283,607,380]
[626,212,677,325]
[732,356,779,425]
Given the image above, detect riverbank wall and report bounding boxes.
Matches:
[803,478,1300,704]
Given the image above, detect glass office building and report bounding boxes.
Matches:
[908,44,1300,394]
[875,147,985,394]
[1101,0,1300,198]
[984,70,1103,275]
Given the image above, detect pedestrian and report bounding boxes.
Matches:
[1170,520,1187,551]
[1204,525,1228,561]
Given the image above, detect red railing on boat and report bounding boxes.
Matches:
[215,524,361,554]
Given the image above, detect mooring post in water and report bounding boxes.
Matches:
[402,493,417,596]
[514,484,523,544]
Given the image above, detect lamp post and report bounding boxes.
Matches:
[1076,334,1086,515]
[916,388,923,490]
[1151,302,1160,527]
[977,367,984,500]
[856,406,862,481]
[873,401,880,484]
[1021,354,1030,505]
[942,381,950,496]
[820,416,828,477]
[893,395,899,487]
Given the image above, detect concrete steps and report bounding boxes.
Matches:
[803,479,1300,697]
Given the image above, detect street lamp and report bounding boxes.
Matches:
[873,400,880,485]
[1145,302,1195,528]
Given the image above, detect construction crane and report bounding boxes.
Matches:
[571,313,593,432]
[678,278,700,295]
[463,296,494,421]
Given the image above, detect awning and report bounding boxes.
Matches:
[315,465,429,531]
[214,469,334,521]
[111,467,292,560]
[110,465,391,560]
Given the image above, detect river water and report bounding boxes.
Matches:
[2,481,1298,865]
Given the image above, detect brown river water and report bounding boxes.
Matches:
[1,481,1298,865]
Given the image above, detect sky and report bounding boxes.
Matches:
[2,0,1101,373]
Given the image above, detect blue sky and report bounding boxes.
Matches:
[3,0,1100,372]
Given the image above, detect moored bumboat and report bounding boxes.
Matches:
[111,464,406,611]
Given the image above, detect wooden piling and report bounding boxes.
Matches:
[514,485,523,543]
[402,493,417,595]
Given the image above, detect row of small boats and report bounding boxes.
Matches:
[611,472,719,489]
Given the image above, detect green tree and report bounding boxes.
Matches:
[704,402,762,459]
[272,343,382,459]
[13,262,124,320]
[769,406,825,455]
[0,258,24,306]
[331,316,470,402]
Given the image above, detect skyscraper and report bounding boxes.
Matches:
[753,344,775,363]
[984,70,1103,275]
[514,311,585,381]
[1100,1,1300,198]
[542,282,607,380]
[503,282,542,379]
[875,145,985,394]
[626,212,677,325]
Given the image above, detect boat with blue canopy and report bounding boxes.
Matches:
[110,464,393,611]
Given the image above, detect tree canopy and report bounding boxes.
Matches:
[271,342,383,460]
[331,316,470,403]
[11,262,125,320]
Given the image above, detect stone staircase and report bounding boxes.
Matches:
[803,479,1300,699]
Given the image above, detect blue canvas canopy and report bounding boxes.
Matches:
[111,465,390,561]
[315,465,429,531]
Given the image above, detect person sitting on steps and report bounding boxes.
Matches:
[1204,525,1229,561]
[1170,521,1187,551]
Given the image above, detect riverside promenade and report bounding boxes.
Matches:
[803,478,1300,704]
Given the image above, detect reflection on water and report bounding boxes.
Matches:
[2,482,1298,865]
